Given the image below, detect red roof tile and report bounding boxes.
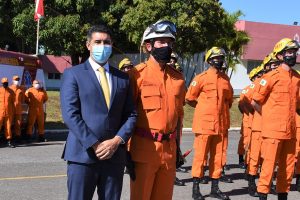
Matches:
[40,55,72,73]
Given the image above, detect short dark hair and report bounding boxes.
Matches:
[87,25,113,42]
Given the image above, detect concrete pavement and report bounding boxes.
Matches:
[0,130,299,200]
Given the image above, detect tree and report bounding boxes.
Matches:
[215,11,250,76]
[120,0,229,56]
[3,0,249,67]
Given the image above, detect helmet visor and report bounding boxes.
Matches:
[146,20,176,37]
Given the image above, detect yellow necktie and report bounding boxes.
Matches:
[98,67,110,108]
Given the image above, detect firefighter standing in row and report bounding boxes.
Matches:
[25,80,48,142]
[251,38,300,200]
[0,77,15,148]
[237,68,257,170]
[219,64,234,184]
[9,75,24,142]
[186,47,233,200]
[246,54,279,197]
[128,20,186,200]
[244,64,265,197]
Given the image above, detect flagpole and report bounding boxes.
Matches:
[36,18,40,55]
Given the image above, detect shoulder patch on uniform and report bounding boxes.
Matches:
[135,62,147,72]
[249,83,255,89]
[260,79,267,86]
[191,81,197,86]
[242,89,248,94]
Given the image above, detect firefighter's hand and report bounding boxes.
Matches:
[92,137,122,160]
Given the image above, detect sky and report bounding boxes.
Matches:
[220,0,300,25]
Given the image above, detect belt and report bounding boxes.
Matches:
[135,128,176,142]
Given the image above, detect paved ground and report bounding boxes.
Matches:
[0,130,299,200]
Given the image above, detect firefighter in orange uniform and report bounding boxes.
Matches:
[251,38,300,200]
[128,20,185,200]
[244,65,264,197]
[9,75,24,142]
[25,80,48,142]
[219,64,233,184]
[0,77,15,148]
[237,68,257,169]
[186,47,233,200]
[246,54,279,197]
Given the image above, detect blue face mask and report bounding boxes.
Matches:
[92,45,112,64]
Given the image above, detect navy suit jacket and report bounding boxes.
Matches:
[60,60,137,164]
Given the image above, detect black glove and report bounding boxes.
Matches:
[125,151,136,181]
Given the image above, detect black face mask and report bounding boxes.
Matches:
[210,60,224,69]
[2,83,8,88]
[151,46,172,63]
[283,55,297,67]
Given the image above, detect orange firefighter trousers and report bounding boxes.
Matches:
[295,128,300,175]
[26,109,45,136]
[0,116,12,140]
[257,138,296,194]
[130,137,176,200]
[222,131,228,166]
[192,134,223,179]
[248,131,263,176]
[14,114,22,136]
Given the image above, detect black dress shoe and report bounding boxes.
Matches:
[38,135,47,142]
[174,177,185,186]
[7,140,15,148]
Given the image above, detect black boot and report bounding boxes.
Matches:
[38,135,47,142]
[239,155,246,169]
[223,164,230,171]
[296,174,300,192]
[220,167,233,183]
[174,177,185,186]
[176,167,188,173]
[270,179,277,194]
[7,140,15,148]
[277,193,287,200]
[248,175,259,197]
[192,178,204,200]
[258,192,267,200]
[210,178,230,200]
[199,176,209,184]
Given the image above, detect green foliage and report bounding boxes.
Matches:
[0,0,249,66]
[215,11,250,71]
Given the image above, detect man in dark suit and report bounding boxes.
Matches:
[60,25,137,200]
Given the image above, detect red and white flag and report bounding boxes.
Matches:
[34,0,44,21]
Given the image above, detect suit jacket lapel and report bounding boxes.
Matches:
[85,61,108,110]
[109,66,118,110]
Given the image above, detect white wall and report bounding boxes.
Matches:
[228,63,251,96]
[44,72,62,90]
